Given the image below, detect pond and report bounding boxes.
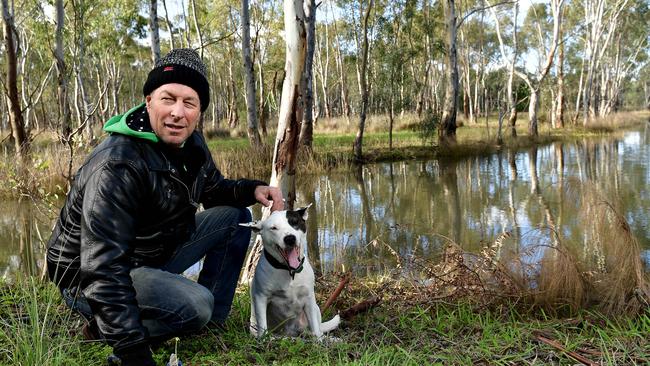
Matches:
[2,124,650,281]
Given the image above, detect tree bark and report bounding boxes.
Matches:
[2,0,28,160]
[161,0,176,49]
[242,0,261,147]
[439,0,459,145]
[330,3,350,122]
[554,34,565,128]
[189,0,204,56]
[149,0,161,64]
[353,0,373,162]
[516,0,563,137]
[55,0,71,141]
[299,0,317,150]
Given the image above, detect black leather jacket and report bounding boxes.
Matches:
[46,130,264,351]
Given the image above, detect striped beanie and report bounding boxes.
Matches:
[143,48,210,112]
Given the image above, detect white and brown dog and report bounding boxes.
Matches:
[240,205,340,339]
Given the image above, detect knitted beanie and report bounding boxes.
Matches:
[142,48,210,112]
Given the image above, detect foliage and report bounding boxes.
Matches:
[417,112,440,146]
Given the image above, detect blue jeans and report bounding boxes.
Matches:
[63,206,252,338]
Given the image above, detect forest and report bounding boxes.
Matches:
[2,1,650,365]
[1,0,649,163]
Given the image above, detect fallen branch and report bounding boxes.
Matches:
[323,273,351,312]
[340,296,381,320]
[533,331,598,366]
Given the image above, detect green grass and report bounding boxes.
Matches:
[2,275,649,365]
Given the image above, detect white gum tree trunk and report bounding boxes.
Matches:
[241,0,307,282]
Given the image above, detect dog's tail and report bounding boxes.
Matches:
[320,314,341,334]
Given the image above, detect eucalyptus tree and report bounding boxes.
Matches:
[488,0,519,137]
[55,0,71,139]
[580,0,630,124]
[161,0,176,48]
[594,2,648,116]
[439,0,460,144]
[516,0,563,137]
[373,0,410,149]
[2,0,28,160]
[299,0,317,150]
[149,0,161,64]
[353,0,374,162]
[242,0,262,146]
[242,0,307,282]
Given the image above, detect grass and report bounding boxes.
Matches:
[2,275,649,365]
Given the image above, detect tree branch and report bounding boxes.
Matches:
[458,0,517,28]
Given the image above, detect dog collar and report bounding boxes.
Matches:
[263,249,305,279]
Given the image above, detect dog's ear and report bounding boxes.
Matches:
[296,203,313,221]
[239,221,262,232]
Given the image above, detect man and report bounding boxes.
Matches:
[46,48,282,365]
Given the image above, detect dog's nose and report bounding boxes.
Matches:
[284,235,296,247]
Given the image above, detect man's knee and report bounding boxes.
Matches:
[183,286,214,331]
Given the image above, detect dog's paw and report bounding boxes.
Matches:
[317,334,342,344]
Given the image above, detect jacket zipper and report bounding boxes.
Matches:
[169,170,199,209]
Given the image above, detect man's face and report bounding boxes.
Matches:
[146,83,201,148]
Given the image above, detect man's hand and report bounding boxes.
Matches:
[254,185,284,212]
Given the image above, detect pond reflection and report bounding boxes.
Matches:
[294,127,650,275]
[0,200,50,280]
[2,125,650,279]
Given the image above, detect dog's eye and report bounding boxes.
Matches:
[270,226,278,230]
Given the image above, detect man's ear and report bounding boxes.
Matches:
[295,203,313,221]
[239,221,262,232]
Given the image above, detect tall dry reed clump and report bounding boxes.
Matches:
[498,184,649,315]
[577,185,650,314]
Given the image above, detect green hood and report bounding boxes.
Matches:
[103,103,159,143]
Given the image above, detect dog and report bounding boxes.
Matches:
[240,204,340,339]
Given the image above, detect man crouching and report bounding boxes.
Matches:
[46,48,282,366]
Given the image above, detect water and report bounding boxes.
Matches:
[3,124,650,280]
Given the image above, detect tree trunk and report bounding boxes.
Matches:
[439,0,458,145]
[353,0,373,162]
[189,0,204,56]
[299,0,317,150]
[241,0,307,283]
[241,0,261,147]
[149,0,161,64]
[528,88,539,136]
[330,4,350,122]
[2,0,28,160]
[554,34,565,128]
[257,56,268,137]
[315,20,331,119]
[55,0,71,141]
[161,0,176,49]
[227,54,239,128]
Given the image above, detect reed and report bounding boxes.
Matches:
[0,277,90,365]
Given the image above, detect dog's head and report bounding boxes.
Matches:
[240,204,312,270]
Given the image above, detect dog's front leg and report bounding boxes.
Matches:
[304,293,324,339]
[252,295,269,338]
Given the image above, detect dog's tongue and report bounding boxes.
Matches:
[285,247,300,269]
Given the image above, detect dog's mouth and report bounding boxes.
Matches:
[277,244,301,269]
